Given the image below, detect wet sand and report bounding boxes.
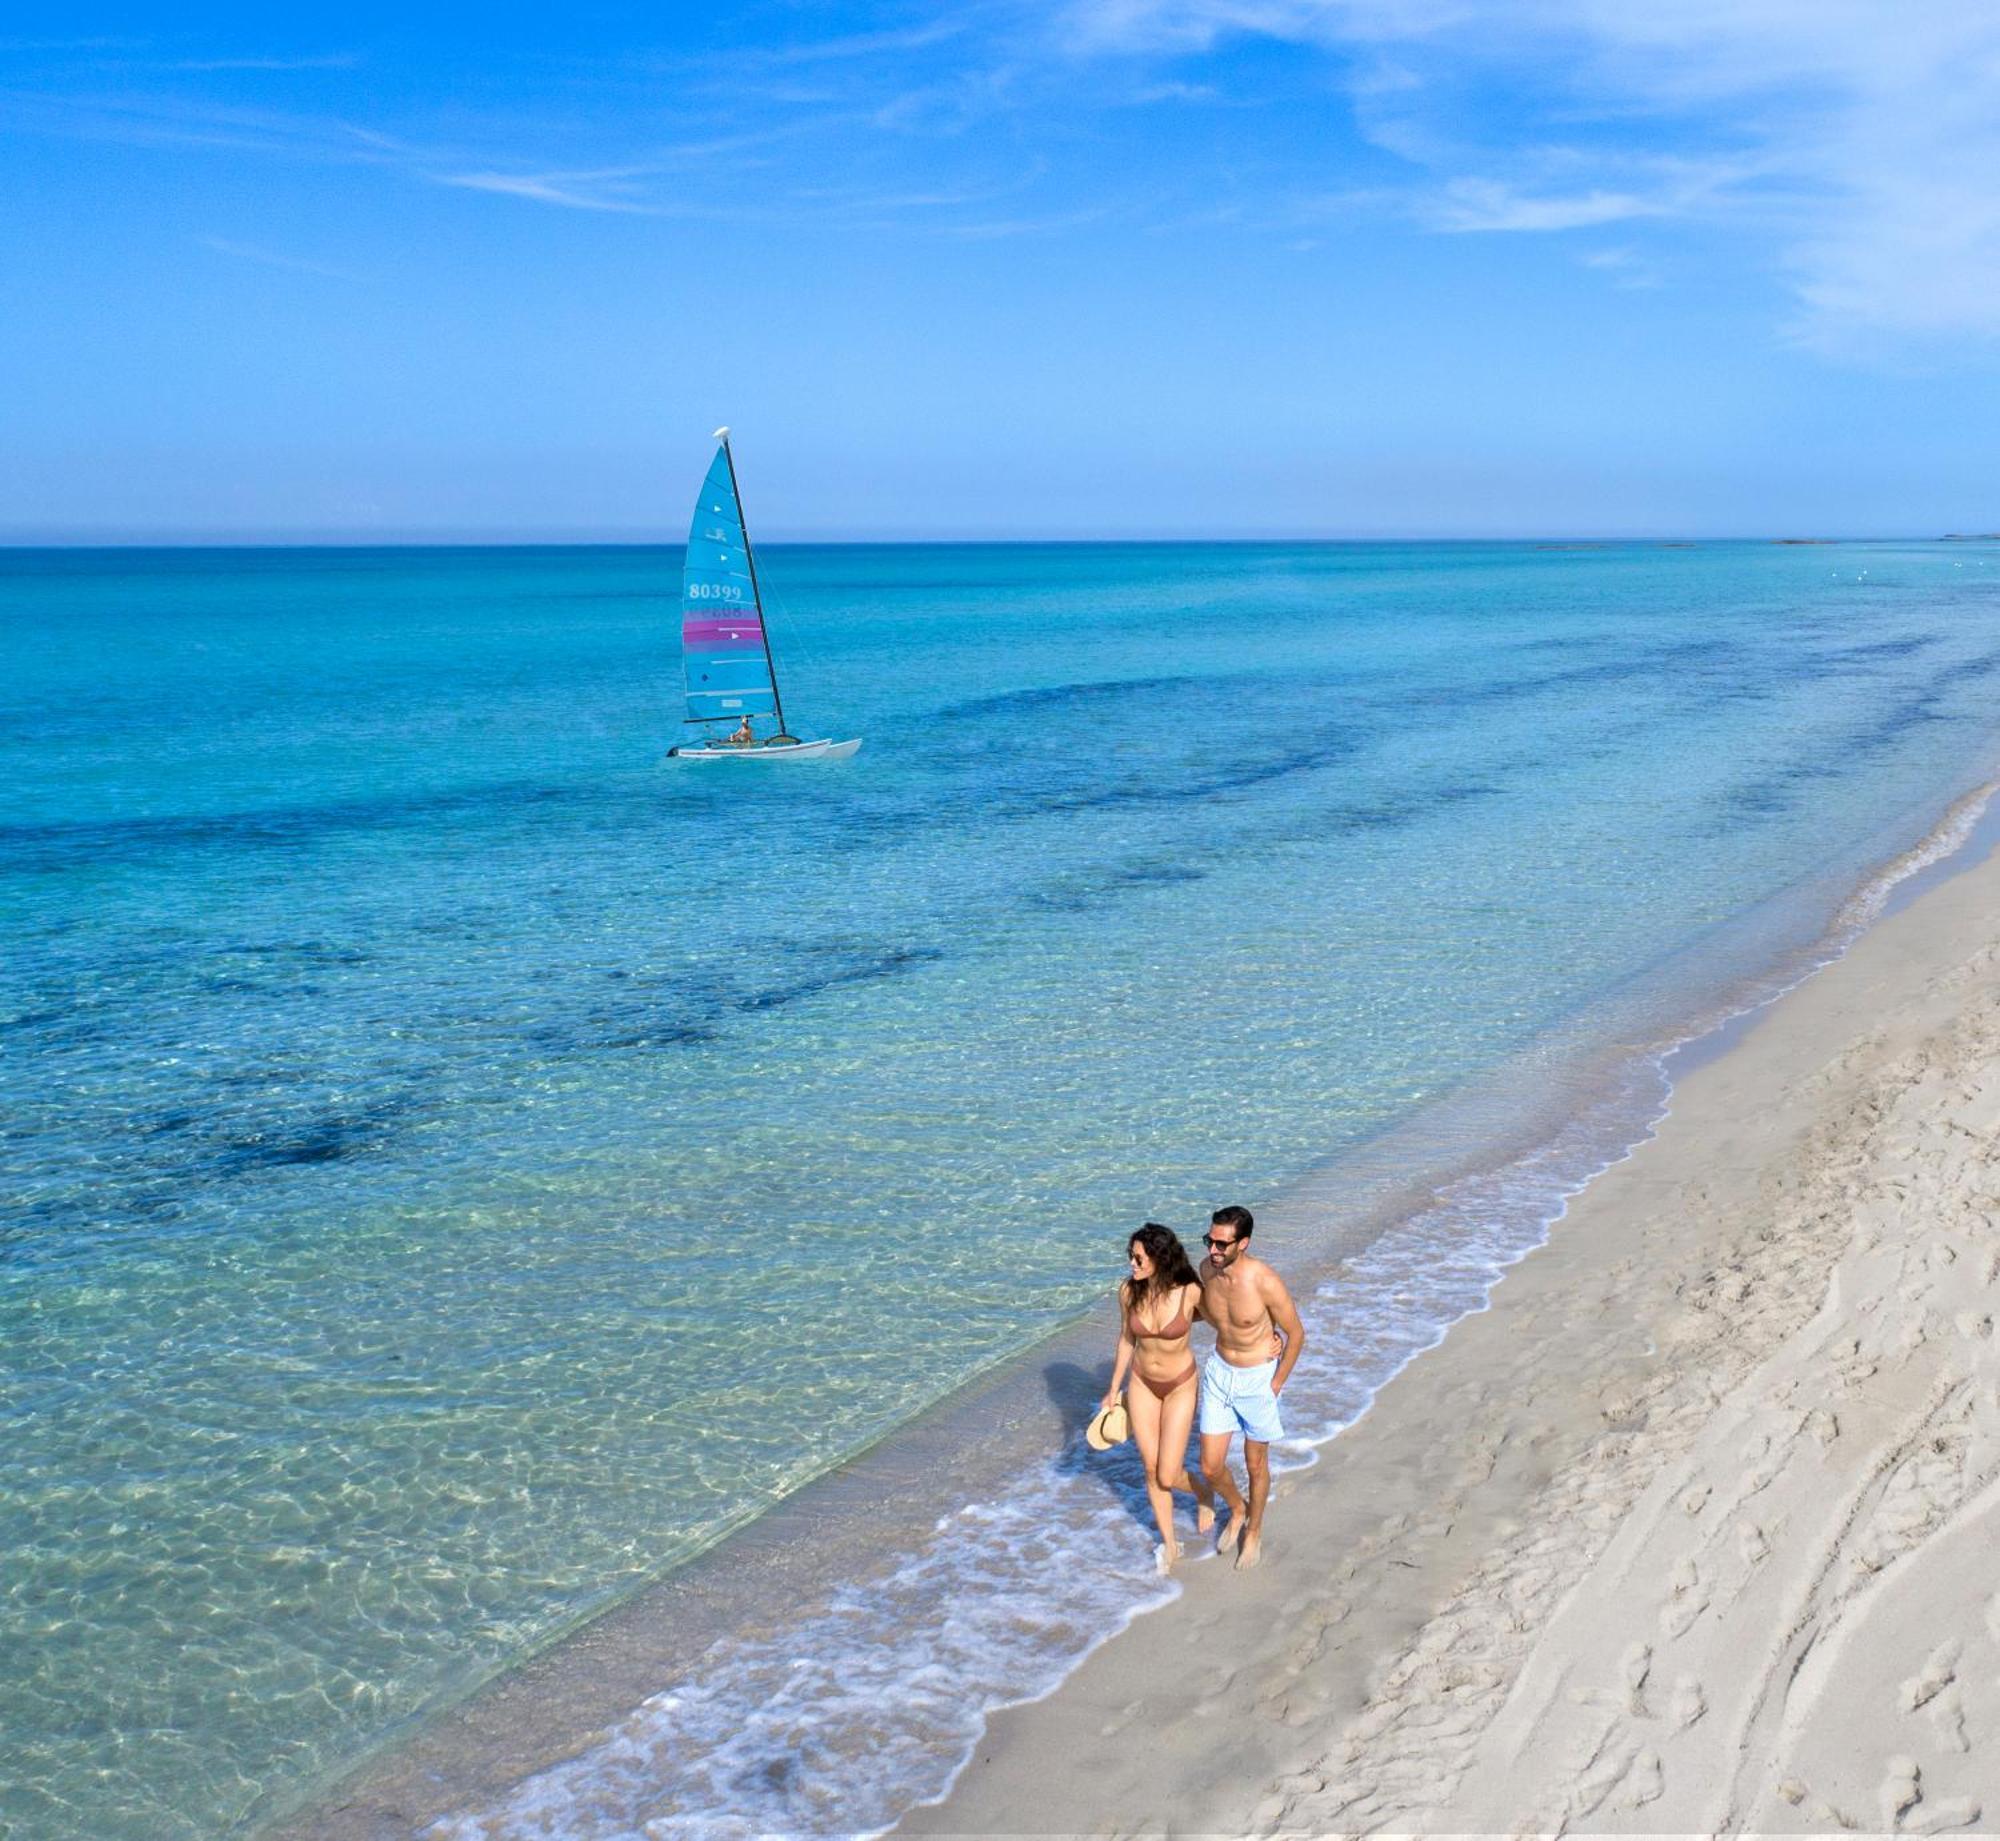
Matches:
[896,825,2000,1836]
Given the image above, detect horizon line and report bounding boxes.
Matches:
[4,529,1994,551]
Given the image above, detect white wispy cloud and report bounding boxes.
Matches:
[1580,244,1663,289]
[1060,0,1471,56]
[1428,151,1758,232]
[0,35,147,53]
[166,54,360,73]
[45,0,1997,328]
[1056,0,2000,354]
[198,234,353,278]
[1123,78,1218,103]
[7,24,1057,238]
[943,205,1111,238]
[0,85,408,159]
[871,61,1028,133]
[1432,179,1660,233]
[6,64,831,225]
[793,181,1006,216]
[430,167,659,212]
[770,20,969,63]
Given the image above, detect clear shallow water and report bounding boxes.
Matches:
[6,539,2000,1837]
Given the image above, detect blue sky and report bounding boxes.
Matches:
[5,2,2000,539]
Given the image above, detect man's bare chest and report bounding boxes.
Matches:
[1203,1277,1269,1334]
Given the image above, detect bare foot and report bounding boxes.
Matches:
[1156,1540,1180,1575]
[1195,1499,1216,1535]
[1235,1530,1262,1571]
[1216,1512,1243,1555]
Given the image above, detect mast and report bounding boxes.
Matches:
[714,428,790,738]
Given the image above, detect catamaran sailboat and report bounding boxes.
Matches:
[666,429,861,762]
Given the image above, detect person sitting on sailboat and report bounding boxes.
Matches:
[727,715,757,747]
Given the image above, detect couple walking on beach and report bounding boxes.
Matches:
[1097,1206,1305,1573]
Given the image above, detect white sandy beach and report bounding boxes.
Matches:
[897,832,2000,1838]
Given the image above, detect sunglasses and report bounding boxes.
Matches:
[1202,1234,1238,1251]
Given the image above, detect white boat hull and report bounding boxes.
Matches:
[669,738,862,762]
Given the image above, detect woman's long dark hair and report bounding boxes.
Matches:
[1124,1221,1199,1308]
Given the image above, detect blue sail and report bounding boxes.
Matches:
[681,445,778,723]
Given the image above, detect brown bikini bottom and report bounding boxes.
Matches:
[1134,1361,1198,1401]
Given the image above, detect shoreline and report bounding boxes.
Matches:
[268,776,2000,1839]
[896,789,2000,1835]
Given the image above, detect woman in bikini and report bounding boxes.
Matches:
[1099,1221,1216,1571]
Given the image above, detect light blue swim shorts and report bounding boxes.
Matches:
[1198,1356,1284,1443]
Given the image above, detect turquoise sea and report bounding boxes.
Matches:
[7,539,2000,1838]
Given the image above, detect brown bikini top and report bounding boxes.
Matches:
[1127,1286,1194,1342]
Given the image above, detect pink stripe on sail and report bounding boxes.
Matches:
[683,617,765,643]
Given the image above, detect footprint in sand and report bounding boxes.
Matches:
[1668,1674,1706,1730]
[1880,1752,1992,1841]
[1883,1754,1984,1837]
[1620,1642,1652,1716]
[1881,1754,1923,1830]
[1568,1742,1635,1819]
[1835,1336,1880,1386]
[1900,1639,1961,1712]
[1618,1748,1664,1810]
[1659,1558,1708,1638]
[1745,1449,1787,1493]
[1778,1776,1857,1829]
[1900,1641,1969,1754]
[1929,1685,1969,1754]
[1095,1700,1144,1738]
[1908,1795,1984,1834]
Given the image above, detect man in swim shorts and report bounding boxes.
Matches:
[1196,1204,1305,1570]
